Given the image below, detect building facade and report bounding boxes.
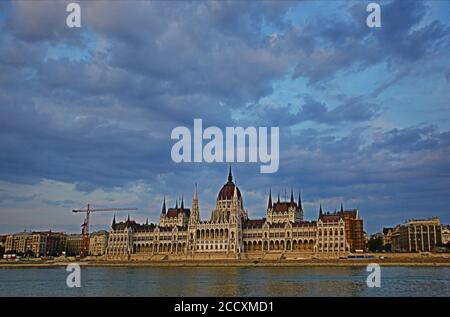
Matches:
[441,225,450,245]
[106,169,365,260]
[391,218,442,252]
[89,230,109,256]
[65,234,83,256]
[4,231,65,257]
[0,235,6,256]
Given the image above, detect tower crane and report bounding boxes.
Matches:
[72,204,137,257]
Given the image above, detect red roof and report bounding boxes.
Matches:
[244,219,265,228]
[273,202,290,213]
[217,181,241,200]
[166,208,190,218]
[321,214,341,223]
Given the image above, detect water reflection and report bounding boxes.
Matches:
[0,266,449,296]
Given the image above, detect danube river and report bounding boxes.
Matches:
[0,266,449,296]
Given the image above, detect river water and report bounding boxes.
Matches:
[0,266,449,296]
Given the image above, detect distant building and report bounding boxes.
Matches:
[4,231,65,257]
[391,218,442,252]
[89,231,109,256]
[382,227,394,247]
[65,234,83,256]
[442,225,450,245]
[0,235,6,256]
[315,205,365,253]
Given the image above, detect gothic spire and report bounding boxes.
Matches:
[340,202,344,213]
[112,214,116,228]
[268,188,273,209]
[228,165,233,182]
[290,187,294,205]
[277,192,280,203]
[298,191,303,211]
[161,196,166,214]
[181,195,184,209]
[319,203,323,218]
[194,183,198,200]
[191,183,200,224]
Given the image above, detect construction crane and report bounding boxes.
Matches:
[72,204,137,257]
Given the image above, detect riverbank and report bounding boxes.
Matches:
[1,256,450,268]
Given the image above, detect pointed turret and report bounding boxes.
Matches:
[127,213,130,222]
[233,183,238,199]
[319,203,323,218]
[277,192,280,203]
[190,183,200,225]
[267,188,273,209]
[298,191,303,211]
[340,202,344,213]
[181,195,184,209]
[194,183,198,201]
[145,218,148,225]
[161,196,166,215]
[175,198,178,209]
[112,214,116,229]
[228,165,233,183]
[290,187,294,206]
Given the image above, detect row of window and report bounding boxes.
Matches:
[318,229,344,236]
[318,243,345,248]
[196,244,234,250]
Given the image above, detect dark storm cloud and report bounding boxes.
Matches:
[292,0,450,83]
[7,0,83,44]
[80,1,292,105]
[1,1,450,233]
[242,95,380,126]
[371,125,447,153]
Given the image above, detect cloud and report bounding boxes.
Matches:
[0,1,450,234]
[291,0,450,84]
[242,95,380,127]
[7,0,84,44]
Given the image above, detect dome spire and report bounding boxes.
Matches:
[228,165,233,182]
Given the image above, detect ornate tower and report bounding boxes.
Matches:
[189,184,200,226]
[298,191,304,221]
[211,167,247,223]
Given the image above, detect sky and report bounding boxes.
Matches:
[0,0,450,235]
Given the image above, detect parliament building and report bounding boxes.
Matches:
[105,168,365,260]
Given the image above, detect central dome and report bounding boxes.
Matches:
[217,167,241,200]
